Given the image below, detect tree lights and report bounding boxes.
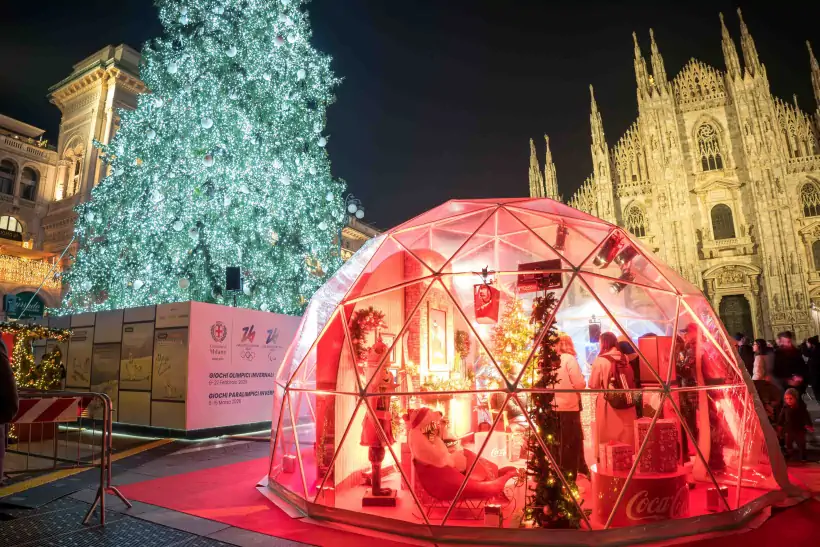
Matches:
[59,0,345,316]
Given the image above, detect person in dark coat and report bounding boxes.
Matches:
[735,334,755,378]
[801,336,820,400]
[773,331,809,395]
[777,388,814,461]
[0,342,19,484]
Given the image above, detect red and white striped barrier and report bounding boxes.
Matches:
[11,397,81,424]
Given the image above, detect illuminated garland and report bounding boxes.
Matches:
[525,293,586,528]
[0,322,72,390]
[56,0,345,316]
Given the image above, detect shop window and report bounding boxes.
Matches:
[0,215,22,232]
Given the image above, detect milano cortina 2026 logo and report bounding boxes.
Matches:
[210,321,228,343]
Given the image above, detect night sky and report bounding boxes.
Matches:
[1,0,816,229]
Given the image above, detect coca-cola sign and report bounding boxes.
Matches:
[593,465,689,527]
[625,486,689,522]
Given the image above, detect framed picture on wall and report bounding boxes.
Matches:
[428,307,448,371]
[381,333,396,364]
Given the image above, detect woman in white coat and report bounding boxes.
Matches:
[589,331,637,465]
[554,333,588,478]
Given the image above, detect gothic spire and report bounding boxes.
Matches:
[543,135,560,201]
[590,84,607,152]
[719,12,741,79]
[632,32,650,97]
[737,8,761,77]
[809,41,820,110]
[528,138,545,198]
[649,28,667,90]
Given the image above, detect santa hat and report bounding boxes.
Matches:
[403,407,435,429]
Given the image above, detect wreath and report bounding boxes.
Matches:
[349,306,387,361]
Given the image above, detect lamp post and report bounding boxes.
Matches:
[341,194,365,258]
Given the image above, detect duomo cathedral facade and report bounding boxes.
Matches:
[529,10,820,340]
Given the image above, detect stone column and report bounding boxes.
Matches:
[54,160,69,201]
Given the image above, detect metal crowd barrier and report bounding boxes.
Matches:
[8,390,131,525]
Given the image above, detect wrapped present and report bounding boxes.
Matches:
[484,503,503,527]
[635,418,679,473]
[605,442,634,472]
[706,486,729,512]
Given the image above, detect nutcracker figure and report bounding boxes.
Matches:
[361,337,398,506]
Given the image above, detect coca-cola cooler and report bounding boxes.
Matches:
[592,464,689,527]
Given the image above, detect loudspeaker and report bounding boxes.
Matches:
[226,267,242,292]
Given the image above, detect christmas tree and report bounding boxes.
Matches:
[489,298,534,385]
[524,293,584,528]
[60,0,345,315]
[0,323,71,390]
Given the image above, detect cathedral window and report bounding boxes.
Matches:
[801,183,820,218]
[813,241,820,271]
[625,206,647,238]
[710,204,736,240]
[20,167,39,201]
[0,159,16,195]
[696,124,724,171]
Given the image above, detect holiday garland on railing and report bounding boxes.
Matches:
[0,322,72,390]
[524,293,586,528]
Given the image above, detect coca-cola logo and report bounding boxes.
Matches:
[625,486,688,522]
[490,448,507,458]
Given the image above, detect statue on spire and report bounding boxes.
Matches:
[649,29,668,91]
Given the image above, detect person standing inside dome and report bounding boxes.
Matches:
[589,332,636,461]
[553,333,588,478]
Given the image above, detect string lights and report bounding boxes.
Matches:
[57,0,344,316]
[0,322,71,390]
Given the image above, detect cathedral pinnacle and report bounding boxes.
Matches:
[632,32,651,97]
[719,12,741,78]
[543,135,560,201]
[737,8,761,77]
[528,138,545,199]
[809,41,820,110]
[649,28,668,92]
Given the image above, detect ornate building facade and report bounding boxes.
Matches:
[529,10,820,340]
[1,44,376,319]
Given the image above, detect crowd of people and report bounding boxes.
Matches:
[735,330,818,461]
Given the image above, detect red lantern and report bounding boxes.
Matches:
[474,283,500,324]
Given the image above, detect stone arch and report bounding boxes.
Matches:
[19,164,40,201]
[62,135,87,198]
[0,156,19,196]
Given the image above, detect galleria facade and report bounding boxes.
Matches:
[529,10,820,340]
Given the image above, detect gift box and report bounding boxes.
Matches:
[605,442,634,472]
[507,431,527,461]
[282,454,297,473]
[484,503,503,527]
[635,418,679,473]
[706,486,729,512]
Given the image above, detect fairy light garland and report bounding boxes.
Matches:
[0,322,72,390]
[56,0,344,316]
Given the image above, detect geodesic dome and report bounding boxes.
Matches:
[268,198,796,545]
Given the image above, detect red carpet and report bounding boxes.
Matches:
[120,456,820,546]
[687,498,820,546]
[119,457,416,547]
